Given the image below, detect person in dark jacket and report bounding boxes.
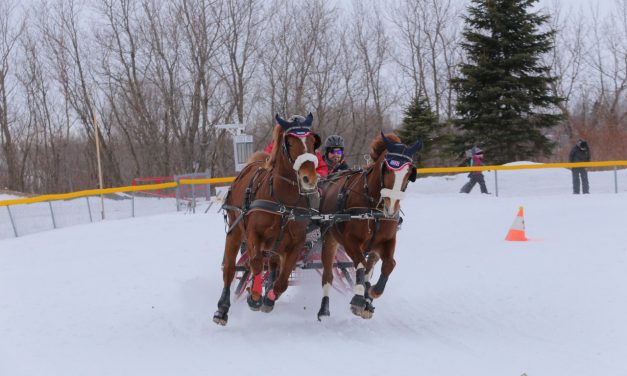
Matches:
[569,139,591,194]
[460,146,489,194]
[323,135,349,174]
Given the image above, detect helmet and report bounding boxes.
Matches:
[324,135,345,150]
[472,146,483,155]
[576,139,588,150]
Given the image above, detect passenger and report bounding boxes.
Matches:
[323,135,349,174]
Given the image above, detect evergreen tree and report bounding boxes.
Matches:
[398,95,441,168]
[451,0,562,164]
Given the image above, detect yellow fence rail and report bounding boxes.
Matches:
[1,161,626,207]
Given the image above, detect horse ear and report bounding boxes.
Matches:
[408,166,417,182]
[304,112,313,127]
[381,131,394,151]
[275,113,290,130]
[313,133,321,150]
[406,139,422,156]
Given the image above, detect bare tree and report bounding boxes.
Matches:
[43,0,122,186]
[217,0,264,124]
[544,1,588,141]
[388,0,462,120]
[0,1,25,191]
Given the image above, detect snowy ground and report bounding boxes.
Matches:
[2,167,627,375]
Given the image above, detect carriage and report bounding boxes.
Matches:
[212,113,420,326]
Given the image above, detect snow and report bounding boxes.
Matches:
[2,168,627,376]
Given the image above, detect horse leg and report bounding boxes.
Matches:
[317,235,338,321]
[245,233,264,311]
[368,240,396,299]
[360,252,380,319]
[260,256,279,313]
[342,242,368,317]
[263,242,302,312]
[213,226,243,326]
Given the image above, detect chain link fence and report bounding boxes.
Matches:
[2,161,627,240]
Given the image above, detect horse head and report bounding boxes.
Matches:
[274,113,319,193]
[379,131,421,217]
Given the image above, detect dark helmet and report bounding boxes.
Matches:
[576,139,588,150]
[324,135,345,150]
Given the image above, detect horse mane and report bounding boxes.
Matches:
[266,124,284,168]
[368,132,400,166]
[246,151,270,165]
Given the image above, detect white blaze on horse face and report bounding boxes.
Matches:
[380,165,409,216]
[300,137,308,153]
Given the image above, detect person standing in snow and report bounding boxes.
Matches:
[569,139,591,194]
[460,146,489,194]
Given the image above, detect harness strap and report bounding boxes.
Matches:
[248,200,312,221]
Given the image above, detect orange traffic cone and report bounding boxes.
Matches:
[505,206,528,241]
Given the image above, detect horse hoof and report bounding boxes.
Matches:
[317,296,330,321]
[360,301,375,319]
[247,294,262,311]
[349,294,367,317]
[317,312,330,321]
[212,311,228,326]
[260,295,275,313]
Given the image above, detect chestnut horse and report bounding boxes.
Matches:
[317,132,421,320]
[213,113,319,326]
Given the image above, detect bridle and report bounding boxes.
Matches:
[377,152,414,216]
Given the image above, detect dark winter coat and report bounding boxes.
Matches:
[324,157,349,174]
[569,145,591,163]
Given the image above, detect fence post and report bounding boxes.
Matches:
[48,201,57,229]
[6,206,18,237]
[175,178,181,212]
[191,181,196,214]
[494,170,499,197]
[614,166,618,194]
[86,197,93,222]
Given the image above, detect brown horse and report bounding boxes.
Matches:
[213,113,319,326]
[317,132,421,320]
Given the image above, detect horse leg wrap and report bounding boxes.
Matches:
[213,287,231,325]
[369,274,388,298]
[360,282,375,319]
[252,274,263,296]
[217,287,231,311]
[317,296,330,321]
